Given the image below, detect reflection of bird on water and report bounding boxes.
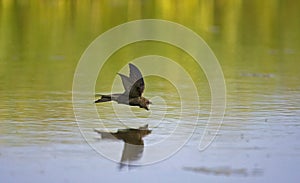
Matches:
[94,124,151,145]
[94,124,151,169]
[95,63,152,110]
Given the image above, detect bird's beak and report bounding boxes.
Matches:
[149,101,153,104]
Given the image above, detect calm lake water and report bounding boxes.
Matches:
[1,1,300,183]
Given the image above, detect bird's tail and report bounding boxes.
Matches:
[94,95,112,103]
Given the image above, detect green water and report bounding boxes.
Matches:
[0,1,300,182]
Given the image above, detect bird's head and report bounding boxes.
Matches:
[139,97,152,110]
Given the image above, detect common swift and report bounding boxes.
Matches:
[95,63,152,110]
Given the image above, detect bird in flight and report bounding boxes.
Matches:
[95,63,152,110]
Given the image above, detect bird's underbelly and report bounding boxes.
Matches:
[128,98,140,106]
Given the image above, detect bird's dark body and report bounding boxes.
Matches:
[95,64,151,110]
[95,94,143,106]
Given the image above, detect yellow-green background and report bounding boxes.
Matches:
[1,0,299,93]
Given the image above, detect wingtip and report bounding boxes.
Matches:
[117,72,125,76]
[129,63,137,69]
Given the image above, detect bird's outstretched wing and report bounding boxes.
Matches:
[118,73,132,93]
[118,64,145,98]
[129,63,145,97]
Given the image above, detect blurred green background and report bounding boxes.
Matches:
[1,0,299,93]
